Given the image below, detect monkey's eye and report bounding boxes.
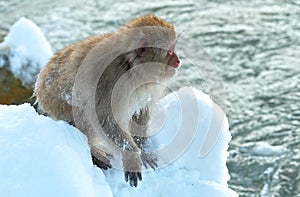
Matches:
[137,47,145,57]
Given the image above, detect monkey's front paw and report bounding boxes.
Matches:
[122,151,142,187]
[92,154,112,170]
[141,152,158,170]
[91,148,112,170]
[125,171,142,187]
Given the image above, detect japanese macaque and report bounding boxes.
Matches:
[34,15,181,187]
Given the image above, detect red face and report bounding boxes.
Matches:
[166,41,180,68]
[134,36,181,78]
[167,50,180,68]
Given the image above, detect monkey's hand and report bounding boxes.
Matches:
[122,151,142,187]
[124,171,142,187]
[92,154,112,170]
[91,147,112,170]
[141,151,158,170]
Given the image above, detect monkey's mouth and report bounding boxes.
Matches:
[166,66,176,71]
[164,50,180,77]
[165,50,181,77]
[164,65,177,77]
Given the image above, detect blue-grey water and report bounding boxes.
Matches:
[1,0,300,196]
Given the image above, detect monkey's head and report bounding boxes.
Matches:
[120,15,181,81]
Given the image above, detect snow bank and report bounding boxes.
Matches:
[0,104,112,197]
[0,17,52,87]
[0,87,237,196]
[105,87,237,196]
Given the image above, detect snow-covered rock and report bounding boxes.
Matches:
[0,104,112,197]
[0,17,52,87]
[0,87,237,196]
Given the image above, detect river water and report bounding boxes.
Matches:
[1,0,300,196]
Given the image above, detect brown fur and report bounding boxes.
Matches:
[34,15,179,187]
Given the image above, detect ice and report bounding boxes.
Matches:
[0,87,237,196]
[0,17,52,87]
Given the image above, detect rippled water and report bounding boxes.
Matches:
[1,0,300,196]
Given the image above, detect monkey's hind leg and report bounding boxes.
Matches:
[133,136,158,170]
[91,146,112,170]
[131,108,158,170]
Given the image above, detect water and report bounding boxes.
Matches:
[1,0,300,196]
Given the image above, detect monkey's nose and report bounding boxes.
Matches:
[167,51,180,68]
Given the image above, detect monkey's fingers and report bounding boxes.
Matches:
[147,158,158,170]
[124,171,142,187]
[92,155,112,170]
[91,147,112,170]
[142,159,148,169]
[141,152,158,170]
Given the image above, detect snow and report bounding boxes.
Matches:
[0,104,112,197]
[0,17,52,87]
[0,87,238,197]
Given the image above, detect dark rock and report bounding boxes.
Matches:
[0,28,7,43]
[0,30,35,105]
[0,67,33,105]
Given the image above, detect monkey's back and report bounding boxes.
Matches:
[34,34,110,124]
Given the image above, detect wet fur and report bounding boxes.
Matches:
[34,15,176,187]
